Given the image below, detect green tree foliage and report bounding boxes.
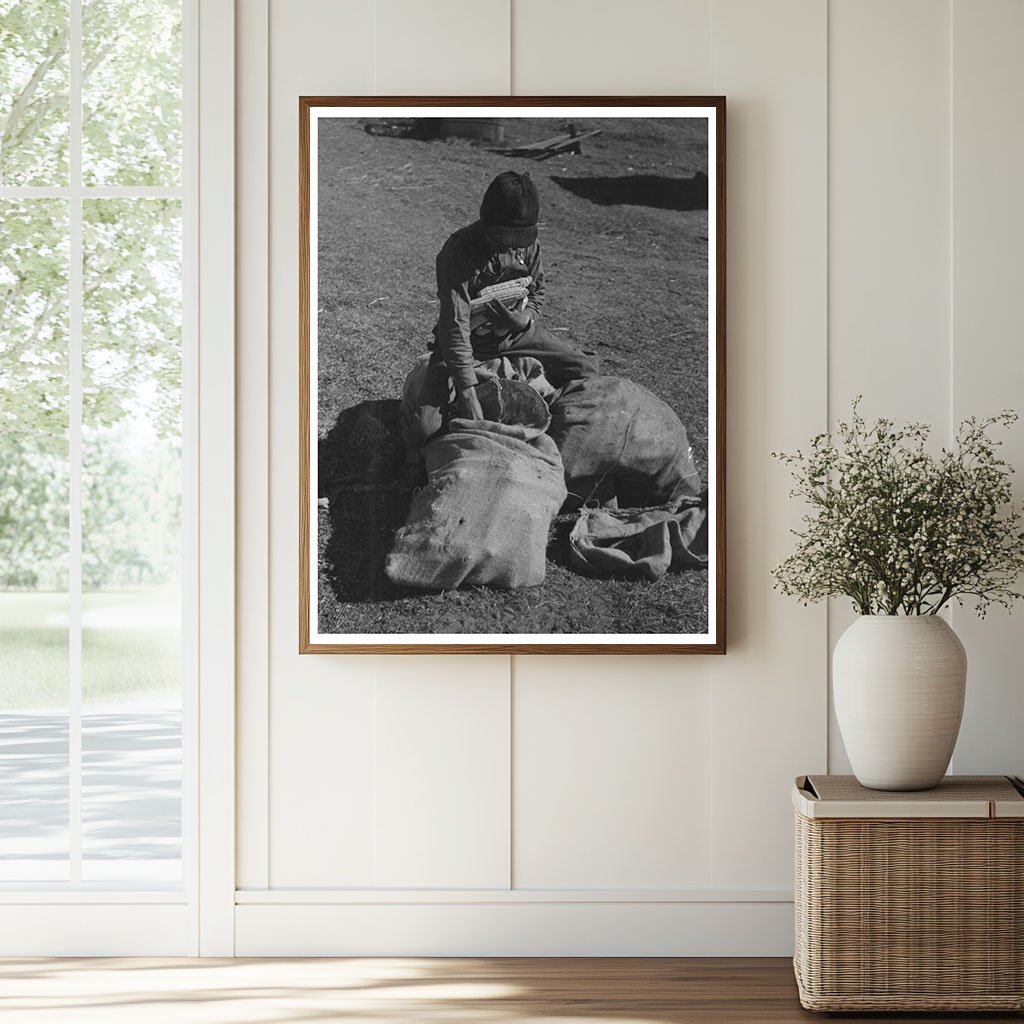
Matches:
[0,198,68,446]
[0,0,182,590]
[83,198,182,438]
[0,0,69,186]
[0,439,68,588]
[82,428,181,589]
[0,198,69,588]
[83,0,181,185]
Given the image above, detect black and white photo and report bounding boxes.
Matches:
[300,99,725,653]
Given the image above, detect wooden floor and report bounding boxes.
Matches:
[0,957,1019,1023]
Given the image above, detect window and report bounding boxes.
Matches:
[0,0,191,889]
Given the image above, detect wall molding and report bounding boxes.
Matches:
[235,0,271,895]
[197,0,237,956]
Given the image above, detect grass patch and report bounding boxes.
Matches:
[0,590,180,710]
[317,117,710,636]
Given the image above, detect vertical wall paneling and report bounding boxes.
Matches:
[511,0,712,95]
[233,0,1024,954]
[949,0,1024,777]
[374,660,511,888]
[828,0,951,423]
[827,0,952,772]
[267,0,515,891]
[369,3,515,892]
[707,0,828,889]
[266,0,376,887]
[269,664,378,886]
[236,0,271,892]
[509,0,720,897]
[375,0,511,95]
[513,658,713,889]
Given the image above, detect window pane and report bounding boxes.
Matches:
[82,0,181,186]
[81,660,181,883]
[82,198,181,883]
[0,0,69,186]
[0,199,70,880]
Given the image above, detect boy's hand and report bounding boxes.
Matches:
[454,387,485,421]
[485,298,532,334]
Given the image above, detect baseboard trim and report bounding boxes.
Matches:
[235,900,795,956]
[235,887,792,904]
[0,904,196,956]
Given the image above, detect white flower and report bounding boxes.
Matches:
[772,402,1024,616]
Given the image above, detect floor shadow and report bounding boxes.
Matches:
[550,171,708,211]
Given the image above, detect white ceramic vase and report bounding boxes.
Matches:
[833,615,967,791]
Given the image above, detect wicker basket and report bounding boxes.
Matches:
[793,775,1024,1012]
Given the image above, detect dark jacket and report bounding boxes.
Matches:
[432,221,546,393]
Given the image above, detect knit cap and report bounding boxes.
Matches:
[479,171,539,247]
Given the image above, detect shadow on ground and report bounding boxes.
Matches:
[545,514,577,571]
[318,398,406,495]
[550,171,708,211]
[319,399,415,605]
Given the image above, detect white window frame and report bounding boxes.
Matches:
[0,0,234,956]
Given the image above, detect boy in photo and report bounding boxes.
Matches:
[402,170,597,446]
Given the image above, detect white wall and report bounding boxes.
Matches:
[234,0,1024,955]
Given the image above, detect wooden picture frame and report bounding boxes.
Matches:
[300,96,725,653]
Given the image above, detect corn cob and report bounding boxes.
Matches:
[468,276,532,331]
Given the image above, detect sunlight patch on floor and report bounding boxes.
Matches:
[0,958,676,1024]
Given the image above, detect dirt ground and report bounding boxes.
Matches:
[316,116,710,636]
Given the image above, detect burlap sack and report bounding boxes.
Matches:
[547,375,703,510]
[385,419,567,590]
[400,353,554,448]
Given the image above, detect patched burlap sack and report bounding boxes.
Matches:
[474,376,551,431]
[385,419,567,590]
[547,375,703,510]
[400,353,554,448]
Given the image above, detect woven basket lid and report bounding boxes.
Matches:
[793,774,1024,819]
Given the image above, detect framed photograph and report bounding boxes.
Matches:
[300,96,725,654]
